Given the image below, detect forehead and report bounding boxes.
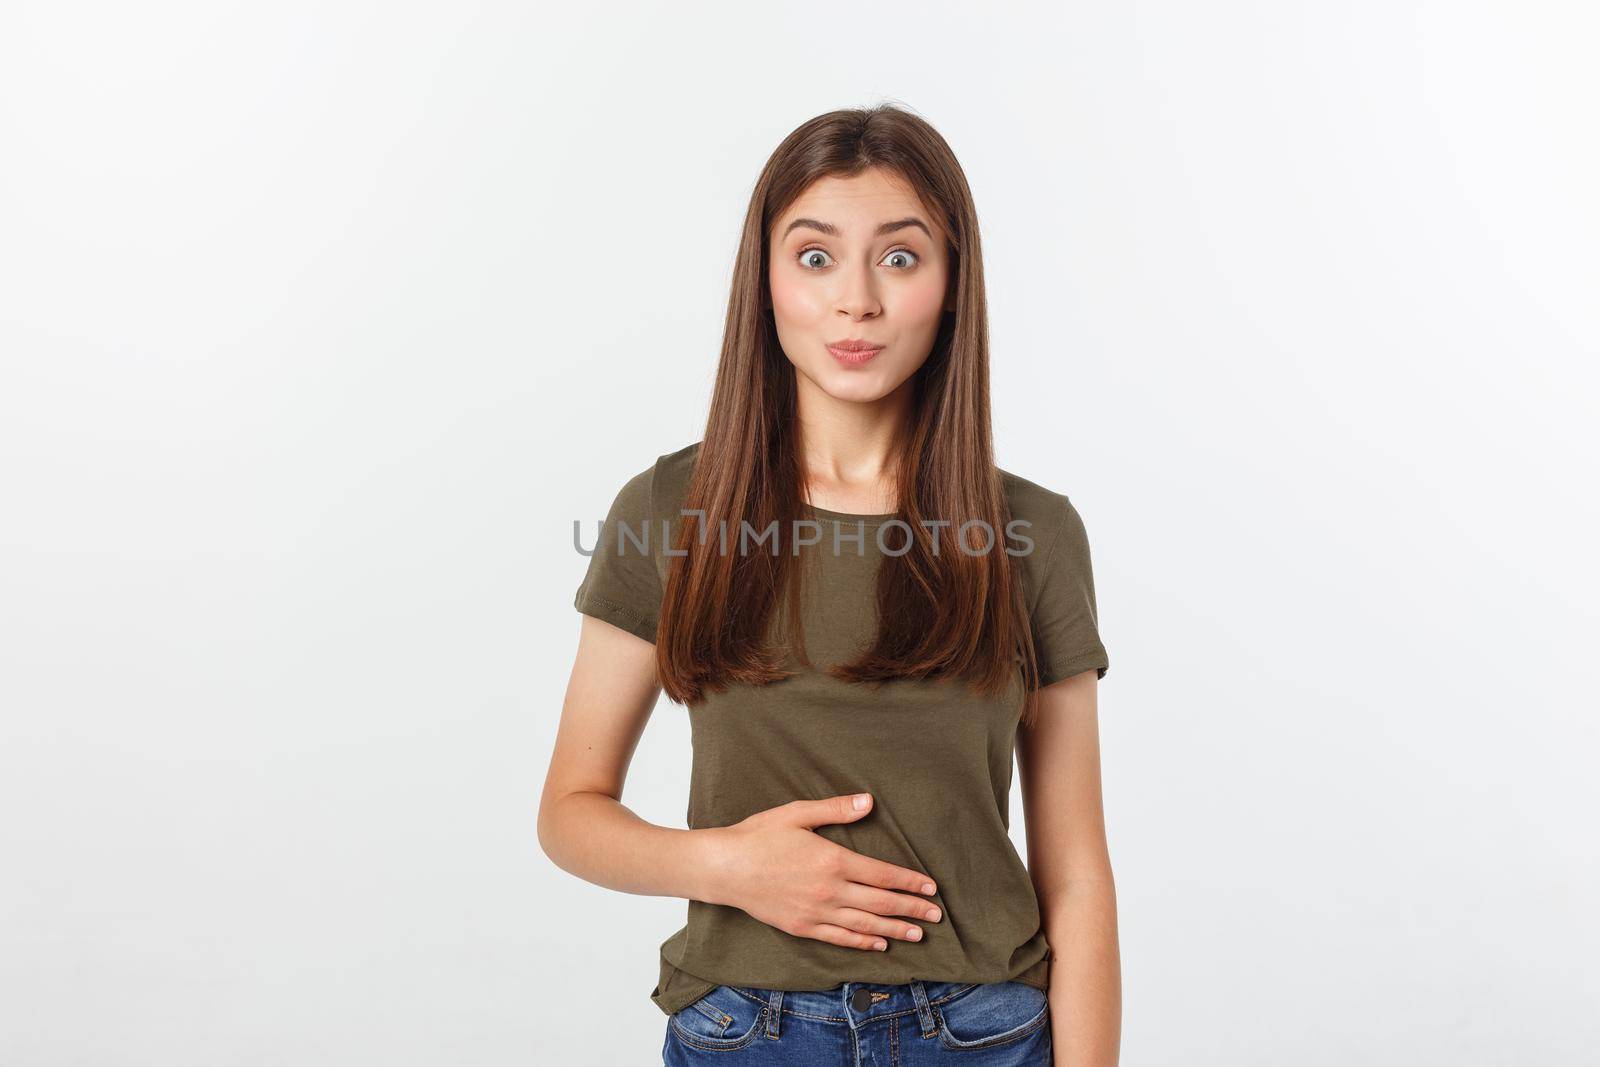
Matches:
[774,168,937,236]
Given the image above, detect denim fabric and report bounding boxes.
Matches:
[663,978,1052,1065]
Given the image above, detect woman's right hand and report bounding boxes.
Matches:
[699,793,943,951]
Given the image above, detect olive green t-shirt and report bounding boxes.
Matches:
[573,441,1109,1017]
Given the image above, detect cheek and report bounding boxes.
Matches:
[769,269,823,323]
[894,274,947,329]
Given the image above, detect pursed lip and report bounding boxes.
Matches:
[826,339,886,366]
[828,338,885,352]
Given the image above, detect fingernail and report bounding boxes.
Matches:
[928,907,941,921]
[853,794,870,810]
[906,927,921,941]
[921,882,935,894]
[875,940,887,951]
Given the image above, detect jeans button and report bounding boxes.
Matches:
[850,987,873,1012]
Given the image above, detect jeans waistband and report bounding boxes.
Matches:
[723,978,978,1035]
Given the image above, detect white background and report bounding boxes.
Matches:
[2,2,1596,1065]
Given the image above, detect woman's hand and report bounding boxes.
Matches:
[699,793,943,951]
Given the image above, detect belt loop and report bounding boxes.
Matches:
[909,979,937,1038]
[765,988,784,1038]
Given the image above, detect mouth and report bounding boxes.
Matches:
[826,340,885,366]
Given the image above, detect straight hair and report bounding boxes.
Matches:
[656,104,1048,724]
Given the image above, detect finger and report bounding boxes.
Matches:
[838,851,937,897]
[805,922,890,953]
[838,883,943,923]
[787,794,873,830]
[829,907,926,943]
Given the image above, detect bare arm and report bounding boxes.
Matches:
[536,615,721,901]
[1017,668,1121,1067]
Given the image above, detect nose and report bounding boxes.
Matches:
[834,262,881,320]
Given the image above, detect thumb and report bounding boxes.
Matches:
[791,792,873,829]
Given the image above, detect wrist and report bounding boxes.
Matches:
[688,826,734,906]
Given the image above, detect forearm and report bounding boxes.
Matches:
[539,790,724,903]
[1041,877,1121,1067]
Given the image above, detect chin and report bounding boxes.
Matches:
[812,365,905,403]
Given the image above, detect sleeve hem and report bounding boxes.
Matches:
[574,590,657,644]
[1035,650,1109,690]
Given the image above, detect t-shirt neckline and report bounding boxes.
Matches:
[799,502,898,527]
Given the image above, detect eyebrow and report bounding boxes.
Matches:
[780,216,934,241]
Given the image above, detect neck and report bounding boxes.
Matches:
[792,371,913,512]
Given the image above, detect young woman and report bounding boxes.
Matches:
[539,105,1119,1066]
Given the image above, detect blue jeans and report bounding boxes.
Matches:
[663,979,1052,1065]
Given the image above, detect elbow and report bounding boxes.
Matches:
[536,788,596,869]
[535,792,563,864]
[536,786,620,869]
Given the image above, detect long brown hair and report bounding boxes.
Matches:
[656,104,1045,717]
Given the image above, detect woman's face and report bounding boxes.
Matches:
[768,167,952,404]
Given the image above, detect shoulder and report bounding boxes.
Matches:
[998,466,1093,608]
[653,440,702,509]
[999,466,1084,545]
[605,440,701,522]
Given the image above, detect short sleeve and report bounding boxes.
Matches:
[573,464,662,643]
[1030,496,1109,688]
